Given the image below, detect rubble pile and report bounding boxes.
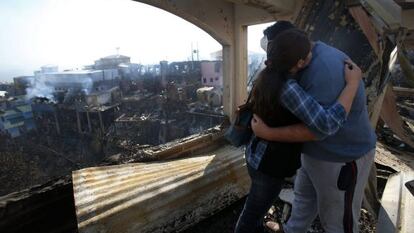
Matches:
[0,134,76,196]
[1,57,226,196]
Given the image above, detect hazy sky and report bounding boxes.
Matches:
[0,0,272,82]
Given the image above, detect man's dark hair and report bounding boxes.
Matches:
[263,21,295,40]
[267,28,311,73]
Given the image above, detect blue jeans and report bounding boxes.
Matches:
[235,164,284,233]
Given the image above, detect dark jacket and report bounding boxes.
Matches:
[251,104,302,178]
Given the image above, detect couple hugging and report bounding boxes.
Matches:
[234,21,376,233]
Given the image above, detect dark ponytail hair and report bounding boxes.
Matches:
[250,29,311,125]
[250,67,286,125]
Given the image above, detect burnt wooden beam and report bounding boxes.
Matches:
[393,86,414,97]
[0,177,77,233]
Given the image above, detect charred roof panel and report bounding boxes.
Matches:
[72,145,249,233]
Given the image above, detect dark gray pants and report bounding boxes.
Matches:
[284,150,375,233]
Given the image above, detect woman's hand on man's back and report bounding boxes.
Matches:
[251,114,270,139]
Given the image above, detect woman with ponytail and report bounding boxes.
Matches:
[234,29,363,233]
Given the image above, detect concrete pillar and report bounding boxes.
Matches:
[222,45,234,119]
[134,0,303,121]
[233,6,249,113]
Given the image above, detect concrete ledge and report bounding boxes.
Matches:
[377,171,414,233]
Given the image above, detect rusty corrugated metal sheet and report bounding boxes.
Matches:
[72,145,250,233]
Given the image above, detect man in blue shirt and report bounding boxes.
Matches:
[252,22,376,233]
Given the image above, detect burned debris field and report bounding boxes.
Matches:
[0,57,227,196]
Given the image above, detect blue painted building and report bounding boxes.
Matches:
[0,98,35,138]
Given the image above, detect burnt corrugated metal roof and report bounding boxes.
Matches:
[73,145,249,233]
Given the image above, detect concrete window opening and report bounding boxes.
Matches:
[247,23,274,91]
[0,0,225,195]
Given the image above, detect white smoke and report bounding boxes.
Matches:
[80,78,93,95]
[25,74,94,103]
[25,75,56,102]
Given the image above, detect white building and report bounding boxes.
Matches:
[94,54,131,70]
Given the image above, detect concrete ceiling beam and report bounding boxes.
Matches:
[133,0,303,120]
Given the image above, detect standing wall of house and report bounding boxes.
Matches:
[201,61,223,87]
